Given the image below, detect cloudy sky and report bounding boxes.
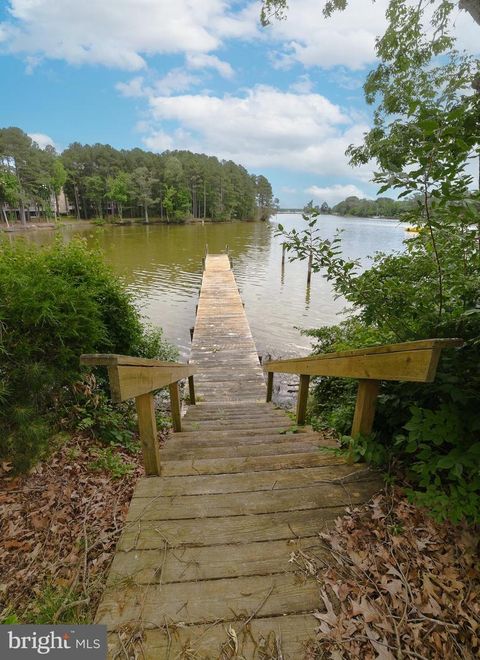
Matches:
[0,0,478,206]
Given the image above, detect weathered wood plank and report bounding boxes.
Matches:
[171,426,312,440]
[191,252,266,402]
[160,451,341,477]
[118,507,346,550]
[97,572,321,627]
[134,393,160,476]
[264,339,463,383]
[134,464,373,497]
[266,337,462,362]
[136,613,317,660]
[351,378,380,437]
[163,432,328,451]
[127,480,379,521]
[161,439,322,460]
[107,537,326,584]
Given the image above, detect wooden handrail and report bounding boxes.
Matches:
[80,353,197,476]
[263,338,463,436]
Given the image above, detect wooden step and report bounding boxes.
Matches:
[160,451,341,476]
[126,480,379,521]
[165,432,323,450]
[97,572,321,628]
[110,613,317,660]
[183,408,286,419]
[174,429,311,442]
[135,464,373,497]
[107,537,326,584]
[182,420,295,433]
[119,507,345,550]
[161,439,322,460]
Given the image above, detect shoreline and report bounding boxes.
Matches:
[1,216,270,233]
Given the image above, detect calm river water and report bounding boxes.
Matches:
[15,214,408,358]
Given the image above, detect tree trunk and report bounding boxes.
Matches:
[203,180,207,219]
[2,205,10,227]
[74,184,81,220]
[145,205,149,223]
[55,193,60,219]
[19,199,27,225]
[307,250,313,285]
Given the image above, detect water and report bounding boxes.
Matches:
[9,214,408,358]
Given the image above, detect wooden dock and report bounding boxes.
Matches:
[96,254,380,658]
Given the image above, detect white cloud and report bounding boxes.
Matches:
[264,0,479,73]
[306,183,367,205]
[454,6,480,53]
[139,85,372,180]
[289,74,314,94]
[186,53,234,79]
[29,132,56,150]
[153,69,201,96]
[117,69,201,98]
[0,0,259,70]
[266,0,388,70]
[116,76,146,98]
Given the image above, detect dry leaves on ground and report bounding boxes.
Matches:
[296,487,479,660]
[0,435,145,623]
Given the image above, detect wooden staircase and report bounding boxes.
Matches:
[97,398,379,658]
[92,254,380,658]
[83,254,461,658]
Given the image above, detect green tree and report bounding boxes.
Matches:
[0,127,39,224]
[273,0,480,522]
[84,175,106,219]
[0,170,19,225]
[255,175,274,220]
[106,172,130,220]
[130,166,157,223]
[51,158,67,219]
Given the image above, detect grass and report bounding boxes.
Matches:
[6,584,92,625]
[89,446,134,478]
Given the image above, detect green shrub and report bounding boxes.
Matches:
[0,238,177,472]
[303,310,480,524]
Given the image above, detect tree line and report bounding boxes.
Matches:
[0,127,275,224]
[319,195,418,218]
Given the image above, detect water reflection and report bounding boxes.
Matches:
[9,214,408,358]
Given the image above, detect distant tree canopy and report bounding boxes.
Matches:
[331,195,415,218]
[59,142,273,222]
[0,127,274,223]
[0,127,57,224]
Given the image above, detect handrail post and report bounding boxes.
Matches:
[169,381,182,432]
[266,371,274,402]
[188,375,196,405]
[135,392,161,476]
[351,379,379,437]
[296,374,310,425]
